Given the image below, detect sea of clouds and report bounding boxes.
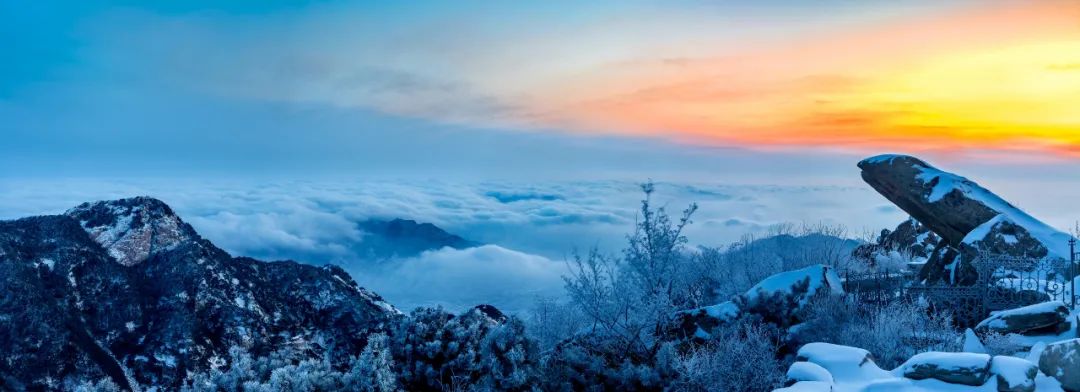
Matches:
[0,179,910,313]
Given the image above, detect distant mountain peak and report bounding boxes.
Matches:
[65,196,198,266]
[355,218,478,260]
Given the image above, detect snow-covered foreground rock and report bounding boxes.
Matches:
[674,264,844,338]
[1039,339,1080,392]
[976,301,1072,336]
[778,343,1067,392]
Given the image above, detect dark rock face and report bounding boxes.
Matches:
[1039,338,1080,392]
[859,155,1000,246]
[900,352,991,386]
[975,301,1071,336]
[853,218,939,269]
[859,155,1073,285]
[355,218,478,260]
[0,197,398,390]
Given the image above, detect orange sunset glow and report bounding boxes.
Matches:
[528,1,1080,157]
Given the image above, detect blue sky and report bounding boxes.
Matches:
[4,0,1036,180]
[5,0,1080,312]
[3,1,1078,195]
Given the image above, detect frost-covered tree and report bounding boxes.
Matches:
[344,333,399,392]
[391,306,538,391]
[554,182,698,389]
[527,296,585,352]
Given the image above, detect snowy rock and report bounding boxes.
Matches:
[677,265,844,337]
[859,155,1074,286]
[774,381,834,392]
[66,197,198,266]
[786,361,834,385]
[852,218,938,269]
[738,264,844,327]
[744,265,845,308]
[796,343,892,384]
[964,328,988,354]
[1038,338,1080,392]
[976,301,1070,336]
[991,355,1038,392]
[1027,342,1048,363]
[898,352,991,386]
[672,300,739,339]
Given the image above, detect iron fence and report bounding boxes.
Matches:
[842,241,1079,327]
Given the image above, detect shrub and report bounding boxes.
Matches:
[669,320,786,392]
[797,295,961,369]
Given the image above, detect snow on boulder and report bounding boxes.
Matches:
[796,343,892,384]
[744,265,844,307]
[675,265,843,336]
[964,328,988,354]
[671,300,739,339]
[773,381,834,392]
[786,361,834,385]
[1038,338,1080,392]
[898,352,991,386]
[976,301,1070,336]
[852,218,938,270]
[737,264,844,327]
[991,355,1039,392]
[859,155,1075,286]
[66,197,199,266]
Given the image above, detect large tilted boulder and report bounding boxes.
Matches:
[975,301,1071,336]
[1039,338,1080,392]
[859,155,1074,285]
[898,352,991,386]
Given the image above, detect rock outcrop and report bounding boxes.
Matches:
[859,155,1074,285]
[782,345,1040,392]
[899,352,992,386]
[992,355,1039,392]
[1039,338,1080,392]
[0,197,399,390]
[975,301,1071,336]
[673,264,844,339]
[853,217,939,270]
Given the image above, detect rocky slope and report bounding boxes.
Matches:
[0,197,398,390]
[852,218,939,271]
[859,155,1075,285]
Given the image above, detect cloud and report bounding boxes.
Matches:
[351,245,566,314]
[6,174,1080,312]
[0,178,906,260]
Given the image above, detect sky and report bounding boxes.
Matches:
[3,1,1080,311]
[3,0,1080,179]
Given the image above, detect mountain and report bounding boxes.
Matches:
[0,197,398,390]
[354,218,478,260]
[859,155,1075,285]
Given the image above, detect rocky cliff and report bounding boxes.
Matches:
[0,197,398,390]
